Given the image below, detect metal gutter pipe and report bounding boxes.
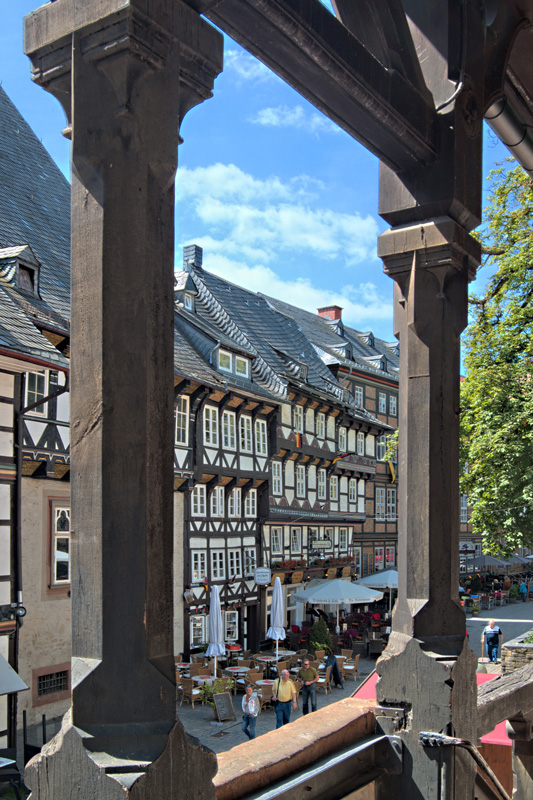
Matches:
[485,97,533,174]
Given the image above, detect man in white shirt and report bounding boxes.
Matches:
[242,684,259,739]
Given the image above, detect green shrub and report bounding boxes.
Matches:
[198,677,234,708]
[509,584,519,598]
[522,631,533,644]
[309,618,332,653]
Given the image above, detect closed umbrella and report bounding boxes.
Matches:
[355,568,398,613]
[267,576,286,662]
[205,585,225,674]
[294,578,383,631]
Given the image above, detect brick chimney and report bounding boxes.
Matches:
[318,305,342,321]
[183,244,203,271]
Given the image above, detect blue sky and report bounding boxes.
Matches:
[3,3,509,342]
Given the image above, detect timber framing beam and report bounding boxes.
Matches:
[477,662,533,738]
[185,0,438,172]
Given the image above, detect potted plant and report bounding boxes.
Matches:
[309,619,332,654]
[470,603,480,616]
[199,677,234,710]
[509,585,519,602]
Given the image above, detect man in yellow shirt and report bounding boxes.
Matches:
[272,669,297,728]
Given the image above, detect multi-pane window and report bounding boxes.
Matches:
[244,547,257,577]
[228,488,242,518]
[210,486,224,518]
[316,412,325,439]
[294,405,304,433]
[225,610,238,641]
[52,504,70,585]
[219,350,232,372]
[175,396,189,445]
[296,465,306,497]
[190,615,207,648]
[272,461,282,495]
[239,416,253,453]
[375,546,384,570]
[357,431,365,455]
[37,670,68,697]
[271,527,282,554]
[358,479,366,513]
[353,547,362,575]
[386,546,396,566]
[235,356,249,377]
[460,494,468,522]
[386,487,397,520]
[228,549,242,578]
[222,411,236,450]
[291,527,302,553]
[318,469,326,500]
[339,528,348,551]
[338,427,347,453]
[389,396,397,416]
[26,371,47,414]
[349,478,357,503]
[211,550,225,580]
[330,475,338,501]
[379,393,387,414]
[375,487,386,520]
[191,485,206,516]
[245,489,257,517]
[191,550,207,581]
[204,406,219,446]
[355,385,364,407]
[255,419,268,455]
[324,527,334,549]
[377,435,387,460]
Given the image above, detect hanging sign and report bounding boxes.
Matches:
[255,567,272,585]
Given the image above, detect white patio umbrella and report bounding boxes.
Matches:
[355,568,398,613]
[267,576,286,662]
[205,585,225,674]
[294,578,383,631]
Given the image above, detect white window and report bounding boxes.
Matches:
[272,461,282,495]
[211,550,225,580]
[239,415,253,453]
[358,479,366,513]
[338,427,347,452]
[375,546,384,570]
[222,410,236,450]
[296,465,306,497]
[244,547,257,577]
[349,478,357,503]
[389,396,397,416]
[460,494,468,522]
[225,610,238,641]
[191,485,206,516]
[294,405,304,433]
[255,419,268,455]
[26,371,47,415]
[318,469,326,500]
[291,527,302,553]
[386,487,397,520]
[219,350,232,372]
[52,504,70,585]
[203,406,219,446]
[184,293,194,311]
[245,488,257,517]
[190,615,207,648]
[330,475,338,501]
[355,385,363,407]
[316,412,325,439]
[228,488,242,518]
[191,551,207,581]
[175,395,189,445]
[235,356,249,378]
[377,435,387,460]
[375,487,386,520]
[228,549,242,578]
[339,528,348,551]
[379,393,387,414]
[271,527,282,554]
[210,486,224,518]
[386,546,396,566]
[357,431,365,455]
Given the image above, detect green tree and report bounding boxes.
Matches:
[461,161,533,554]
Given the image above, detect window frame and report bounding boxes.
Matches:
[219,349,232,373]
[245,488,257,518]
[386,487,397,521]
[296,464,306,498]
[349,478,357,503]
[211,549,226,581]
[294,405,304,433]
[339,527,348,551]
[386,546,396,566]
[374,546,384,571]
[210,486,224,518]
[389,395,397,416]
[354,385,364,407]
[338,426,347,452]
[228,487,242,518]
[225,610,239,641]
[330,475,338,501]
[50,501,71,587]
[175,395,189,446]
[316,412,326,439]
[378,392,387,414]
[255,418,268,456]
[377,435,387,461]
[203,405,219,447]
[375,487,386,521]
[228,548,242,578]
[25,370,48,416]
[239,415,253,453]
[271,527,283,555]
[191,550,207,582]
[235,356,249,378]
[318,469,326,500]
[291,527,302,554]
[272,461,283,495]
[358,479,366,513]
[460,494,468,523]
[244,547,257,577]
[357,431,365,456]
[190,615,207,648]
[191,484,206,517]
[222,410,236,450]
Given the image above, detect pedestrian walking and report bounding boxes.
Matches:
[482,619,503,663]
[520,580,528,602]
[272,669,297,728]
[297,658,319,714]
[241,685,259,740]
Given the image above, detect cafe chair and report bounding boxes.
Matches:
[237,659,251,668]
[314,650,326,662]
[341,648,354,664]
[189,663,203,677]
[276,661,288,676]
[257,683,274,709]
[179,678,201,708]
[343,654,360,681]
[317,665,332,695]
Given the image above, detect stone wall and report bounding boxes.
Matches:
[501,631,533,675]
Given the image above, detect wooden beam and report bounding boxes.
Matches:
[477,662,533,738]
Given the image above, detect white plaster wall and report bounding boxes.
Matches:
[281,403,292,426]
[17,479,71,728]
[305,408,314,433]
[173,491,185,657]
[285,460,294,488]
[0,400,13,428]
[326,416,335,439]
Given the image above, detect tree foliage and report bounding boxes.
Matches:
[460,162,533,554]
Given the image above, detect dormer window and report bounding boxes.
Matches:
[18,265,36,293]
[0,246,41,297]
[235,356,249,378]
[219,350,232,373]
[218,349,250,379]
[184,293,194,311]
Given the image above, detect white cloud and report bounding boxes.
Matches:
[224,49,275,83]
[250,105,340,136]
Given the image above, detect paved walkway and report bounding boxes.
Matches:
[466,597,533,660]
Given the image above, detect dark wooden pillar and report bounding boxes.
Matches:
[508,713,533,799]
[24,2,222,796]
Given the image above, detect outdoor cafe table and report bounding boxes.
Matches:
[224,666,250,675]
[175,662,191,671]
[276,649,296,658]
[192,674,213,685]
[255,679,275,686]
[225,644,242,665]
